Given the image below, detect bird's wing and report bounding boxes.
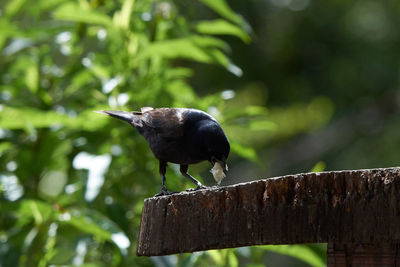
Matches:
[141,108,185,138]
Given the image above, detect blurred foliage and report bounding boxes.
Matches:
[3,0,399,266]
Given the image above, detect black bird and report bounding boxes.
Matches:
[96,107,230,195]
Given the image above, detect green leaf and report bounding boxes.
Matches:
[310,161,326,172]
[200,0,244,26]
[38,171,68,199]
[90,64,110,80]
[4,0,26,18]
[0,18,22,37]
[166,67,194,79]
[0,19,23,50]
[61,208,118,240]
[230,141,259,163]
[190,35,229,50]
[0,106,107,131]
[113,0,135,29]
[139,36,230,67]
[268,97,334,137]
[60,208,130,251]
[248,120,277,131]
[0,142,12,154]
[53,2,112,26]
[245,106,269,116]
[227,250,239,267]
[167,80,196,106]
[259,244,326,267]
[25,61,39,93]
[37,0,67,11]
[2,200,55,228]
[196,19,250,43]
[64,70,95,96]
[206,250,224,265]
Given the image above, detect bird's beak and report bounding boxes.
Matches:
[94,110,133,123]
[212,158,228,174]
[221,161,228,174]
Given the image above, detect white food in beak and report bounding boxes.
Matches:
[210,162,226,185]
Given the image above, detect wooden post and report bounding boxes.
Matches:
[137,167,400,266]
[327,243,400,266]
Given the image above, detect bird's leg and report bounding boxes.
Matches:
[180,164,206,190]
[154,160,174,196]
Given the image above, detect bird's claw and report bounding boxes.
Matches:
[154,186,176,197]
[184,185,207,192]
[196,184,207,190]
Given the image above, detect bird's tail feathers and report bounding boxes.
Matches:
[95,110,135,123]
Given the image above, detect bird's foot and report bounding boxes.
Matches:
[196,184,207,190]
[185,184,207,192]
[154,186,176,197]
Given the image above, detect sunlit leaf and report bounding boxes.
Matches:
[25,61,39,93]
[167,80,196,106]
[196,19,250,43]
[60,208,130,251]
[206,250,224,265]
[62,208,115,240]
[227,250,239,267]
[4,0,26,18]
[244,106,269,116]
[249,120,277,132]
[113,0,135,29]
[0,142,12,154]
[166,67,194,79]
[64,70,95,96]
[189,35,229,50]
[53,2,112,26]
[90,64,110,80]
[2,200,55,228]
[138,36,230,67]
[0,106,107,131]
[37,0,66,11]
[38,171,67,199]
[310,161,326,172]
[200,0,244,25]
[0,19,22,43]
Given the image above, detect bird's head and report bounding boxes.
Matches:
[211,155,228,172]
[191,116,230,185]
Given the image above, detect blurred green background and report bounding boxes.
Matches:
[1,0,399,266]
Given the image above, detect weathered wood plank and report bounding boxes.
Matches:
[137,167,400,256]
[327,243,400,266]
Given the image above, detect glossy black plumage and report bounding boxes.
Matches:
[96,107,230,195]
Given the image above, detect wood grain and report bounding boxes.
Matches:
[137,167,400,257]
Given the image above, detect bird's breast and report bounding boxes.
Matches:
[146,135,204,164]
